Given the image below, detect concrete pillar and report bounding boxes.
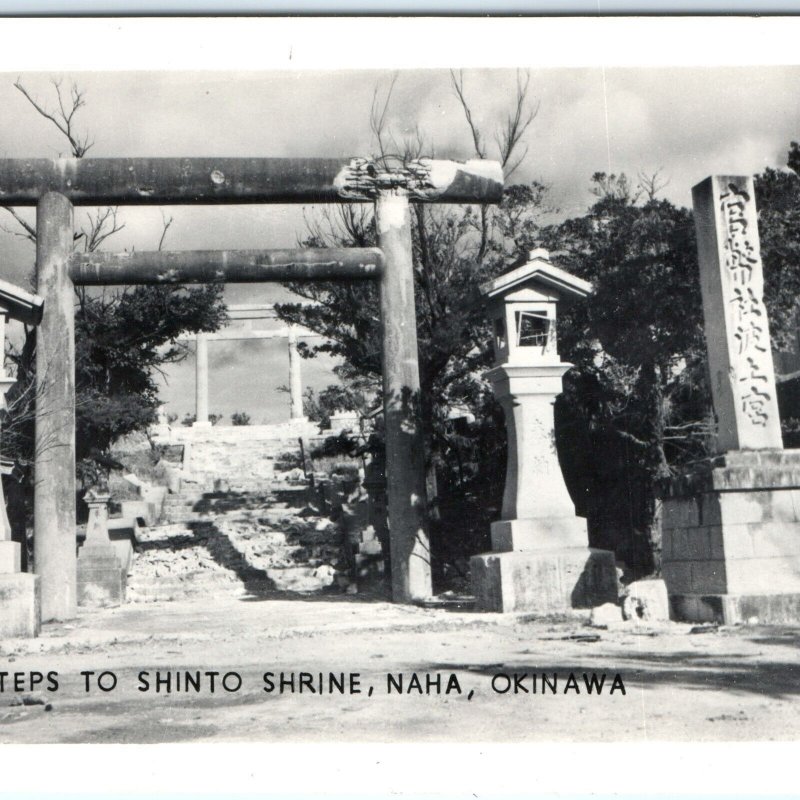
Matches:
[194,331,211,427]
[34,192,76,622]
[375,190,432,602]
[288,325,304,420]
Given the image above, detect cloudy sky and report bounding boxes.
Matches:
[1,64,799,422]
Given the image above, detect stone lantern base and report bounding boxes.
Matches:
[660,449,800,624]
[0,541,40,637]
[471,546,618,614]
[0,571,40,638]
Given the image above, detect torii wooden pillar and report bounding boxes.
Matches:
[0,156,503,619]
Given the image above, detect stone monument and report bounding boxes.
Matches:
[77,487,126,606]
[470,249,618,613]
[0,278,43,636]
[660,175,800,623]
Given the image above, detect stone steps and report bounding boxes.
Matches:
[127,570,245,602]
[126,489,345,602]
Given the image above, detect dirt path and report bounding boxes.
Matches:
[0,596,798,743]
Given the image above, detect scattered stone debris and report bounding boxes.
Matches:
[690,624,719,634]
[9,694,47,707]
[621,579,670,622]
[707,710,748,723]
[589,602,622,627]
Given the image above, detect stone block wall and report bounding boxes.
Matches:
[660,450,800,623]
[662,489,800,596]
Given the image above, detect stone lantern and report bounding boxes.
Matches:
[470,249,618,613]
[0,278,44,636]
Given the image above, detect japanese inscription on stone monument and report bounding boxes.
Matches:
[692,175,783,452]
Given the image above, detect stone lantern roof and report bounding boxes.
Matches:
[481,248,592,301]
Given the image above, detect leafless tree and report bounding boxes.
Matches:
[637,168,670,202]
[450,68,538,181]
[4,79,174,255]
[450,68,538,262]
[13,77,94,158]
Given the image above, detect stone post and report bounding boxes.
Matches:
[375,190,432,602]
[0,311,40,636]
[35,191,76,622]
[659,175,800,624]
[287,325,304,420]
[694,175,782,452]
[151,403,171,441]
[193,331,211,428]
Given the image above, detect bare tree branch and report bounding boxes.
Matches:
[637,168,670,201]
[0,208,36,242]
[495,70,539,179]
[449,69,487,160]
[158,210,175,251]
[369,73,399,168]
[80,207,125,253]
[14,77,95,158]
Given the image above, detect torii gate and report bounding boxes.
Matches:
[0,156,503,621]
[183,303,323,425]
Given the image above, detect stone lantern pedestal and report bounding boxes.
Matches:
[470,250,617,614]
[471,362,617,613]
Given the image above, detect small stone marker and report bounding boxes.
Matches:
[693,175,783,452]
[77,488,125,607]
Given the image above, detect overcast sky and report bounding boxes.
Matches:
[1,66,799,422]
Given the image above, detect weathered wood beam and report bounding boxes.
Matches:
[69,248,384,285]
[0,157,504,206]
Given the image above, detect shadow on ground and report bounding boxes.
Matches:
[145,489,390,604]
[418,646,800,699]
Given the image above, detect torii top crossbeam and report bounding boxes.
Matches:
[0,157,503,206]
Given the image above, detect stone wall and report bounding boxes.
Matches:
[660,450,800,623]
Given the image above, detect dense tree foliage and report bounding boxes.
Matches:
[539,175,709,571]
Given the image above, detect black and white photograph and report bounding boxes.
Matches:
[0,16,798,768]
